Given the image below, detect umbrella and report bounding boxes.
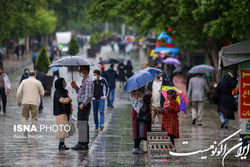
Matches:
[154,46,179,54]
[116,57,126,63]
[124,67,162,92]
[173,66,190,73]
[161,86,188,114]
[98,58,119,64]
[49,56,94,81]
[163,57,181,65]
[188,64,216,74]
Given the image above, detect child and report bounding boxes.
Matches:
[161,90,180,145]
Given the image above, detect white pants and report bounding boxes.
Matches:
[191,101,205,123]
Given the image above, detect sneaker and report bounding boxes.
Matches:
[132,148,144,154]
[110,105,114,108]
[100,125,104,131]
[197,123,202,126]
[225,126,228,129]
[59,144,70,150]
[192,118,196,125]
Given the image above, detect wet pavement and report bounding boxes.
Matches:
[0,44,249,166]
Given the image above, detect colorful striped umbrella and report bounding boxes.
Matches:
[161,86,188,114]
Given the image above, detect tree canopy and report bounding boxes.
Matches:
[0,0,56,42]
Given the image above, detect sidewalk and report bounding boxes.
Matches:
[3,52,32,74]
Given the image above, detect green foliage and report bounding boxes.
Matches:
[35,46,51,74]
[0,0,56,42]
[89,34,98,48]
[68,36,79,55]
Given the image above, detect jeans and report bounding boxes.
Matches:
[219,112,229,125]
[107,88,115,107]
[92,99,105,129]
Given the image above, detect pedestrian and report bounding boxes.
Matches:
[71,65,94,150]
[35,67,47,112]
[110,41,115,51]
[52,66,60,82]
[92,69,109,131]
[15,45,19,59]
[187,73,208,126]
[20,43,25,58]
[131,86,151,154]
[53,78,73,150]
[161,90,180,145]
[19,68,29,84]
[103,64,118,108]
[17,71,45,136]
[32,52,38,70]
[214,72,237,129]
[125,60,134,79]
[173,72,187,97]
[99,57,105,75]
[54,47,61,58]
[0,67,11,115]
[147,68,172,124]
[117,62,126,88]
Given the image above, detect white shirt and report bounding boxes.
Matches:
[151,77,162,107]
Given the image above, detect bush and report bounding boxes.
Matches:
[35,46,51,74]
[89,34,98,48]
[68,36,79,55]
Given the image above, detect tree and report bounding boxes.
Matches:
[0,0,56,42]
[88,0,250,81]
[89,34,98,48]
[35,46,51,74]
[68,36,79,55]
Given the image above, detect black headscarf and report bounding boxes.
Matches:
[219,73,237,93]
[54,78,68,96]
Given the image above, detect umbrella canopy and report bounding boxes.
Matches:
[124,67,162,92]
[157,31,172,44]
[154,46,179,54]
[117,57,126,63]
[188,64,216,74]
[173,66,190,73]
[49,56,94,67]
[163,57,181,65]
[49,56,94,81]
[161,86,188,114]
[98,58,119,64]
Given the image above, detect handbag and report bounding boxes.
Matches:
[137,99,151,122]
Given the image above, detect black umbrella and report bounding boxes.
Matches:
[49,56,94,81]
[188,64,216,74]
[98,58,119,64]
[116,57,126,63]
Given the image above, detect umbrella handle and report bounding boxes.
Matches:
[71,66,73,81]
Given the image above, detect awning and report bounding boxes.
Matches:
[219,40,250,70]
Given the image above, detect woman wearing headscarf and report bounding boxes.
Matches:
[214,72,237,129]
[53,78,73,150]
[19,68,29,84]
[131,86,151,154]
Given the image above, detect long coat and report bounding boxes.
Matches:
[132,94,151,140]
[161,99,180,138]
[214,74,237,120]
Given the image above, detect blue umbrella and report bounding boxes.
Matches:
[154,46,179,54]
[124,67,162,92]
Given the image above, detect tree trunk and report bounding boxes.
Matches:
[26,36,30,52]
[205,38,221,83]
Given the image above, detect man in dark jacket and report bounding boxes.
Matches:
[103,64,118,108]
[147,69,172,124]
[92,70,109,131]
